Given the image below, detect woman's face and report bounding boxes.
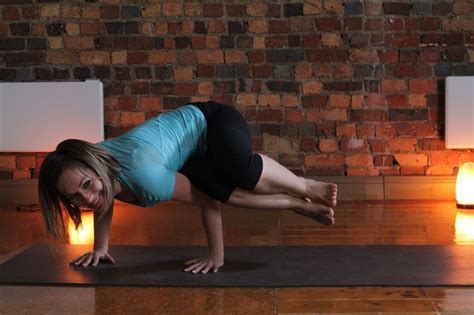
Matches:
[57,165,104,209]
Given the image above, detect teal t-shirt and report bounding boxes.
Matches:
[98,105,207,207]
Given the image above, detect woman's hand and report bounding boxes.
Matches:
[184,256,224,274]
[70,249,115,267]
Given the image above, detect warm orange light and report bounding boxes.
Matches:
[456,162,474,209]
[68,211,94,245]
[455,211,474,244]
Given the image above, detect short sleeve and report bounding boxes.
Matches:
[121,165,176,206]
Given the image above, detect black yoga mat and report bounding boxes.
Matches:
[1,244,474,287]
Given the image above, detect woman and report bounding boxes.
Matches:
[39,101,337,274]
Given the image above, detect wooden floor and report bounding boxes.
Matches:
[1,200,474,314]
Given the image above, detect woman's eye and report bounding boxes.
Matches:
[83,180,91,189]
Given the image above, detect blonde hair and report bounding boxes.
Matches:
[38,139,120,240]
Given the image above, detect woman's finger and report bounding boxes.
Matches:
[105,253,115,264]
[92,254,101,266]
[184,259,199,266]
[201,261,213,274]
[73,253,89,265]
[191,261,207,274]
[184,260,202,272]
[82,254,93,267]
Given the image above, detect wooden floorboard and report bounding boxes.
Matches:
[1,200,473,313]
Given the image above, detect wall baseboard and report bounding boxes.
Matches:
[0,176,456,206]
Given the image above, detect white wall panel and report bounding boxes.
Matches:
[0,80,103,152]
[446,76,474,149]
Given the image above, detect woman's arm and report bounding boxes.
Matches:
[172,172,224,273]
[93,204,114,252]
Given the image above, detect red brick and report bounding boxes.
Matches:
[285,109,306,123]
[0,155,16,169]
[346,154,373,167]
[246,3,266,16]
[409,79,436,93]
[385,18,403,31]
[265,36,287,48]
[336,124,356,137]
[381,79,407,93]
[319,139,337,152]
[419,138,445,150]
[387,94,408,107]
[387,34,421,47]
[227,4,245,16]
[302,35,321,48]
[376,123,395,137]
[388,139,417,152]
[394,154,428,166]
[104,110,120,125]
[305,154,345,167]
[420,49,440,62]
[313,64,333,77]
[329,94,350,108]
[365,18,383,31]
[430,152,459,165]
[367,93,385,107]
[3,7,21,20]
[290,18,313,33]
[269,20,289,33]
[351,110,387,122]
[356,124,375,137]
[258,94,280,107]
[175,83,197,95]
[120,111,146,126]
[340,138,368,152]
[299,138,317,152]
[369,140,386,153]
[196,50,223,64]
[383,2,411,15]
[334,64,353,78]
[408,94,427,107]
[16,156,36,169]
[426,166,453,175]
[315,17,341,31]
[140,96,163,111]
[374,155,394,167]
[191,37,206,49]
[248,50,265,64]
[80,22,98,35]
[349,49,378,63]
[394,64,414,77]
[253,65,272,77]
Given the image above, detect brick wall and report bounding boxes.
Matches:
[0,0,473,180]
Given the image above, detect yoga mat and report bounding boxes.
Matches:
[1,244,473,287]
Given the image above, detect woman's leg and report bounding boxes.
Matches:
[253,154,338,207]
[227,188,335,225]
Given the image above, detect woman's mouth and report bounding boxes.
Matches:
[91,197,101,209]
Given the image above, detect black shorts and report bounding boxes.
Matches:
[179,101,263,203]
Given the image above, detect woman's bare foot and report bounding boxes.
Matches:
[303,179,338,208]
[294,200,335,225]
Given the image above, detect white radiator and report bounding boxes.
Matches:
[446,76,474,149]
[0,80,104,152]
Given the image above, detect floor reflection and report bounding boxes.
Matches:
[455,210,474,244]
